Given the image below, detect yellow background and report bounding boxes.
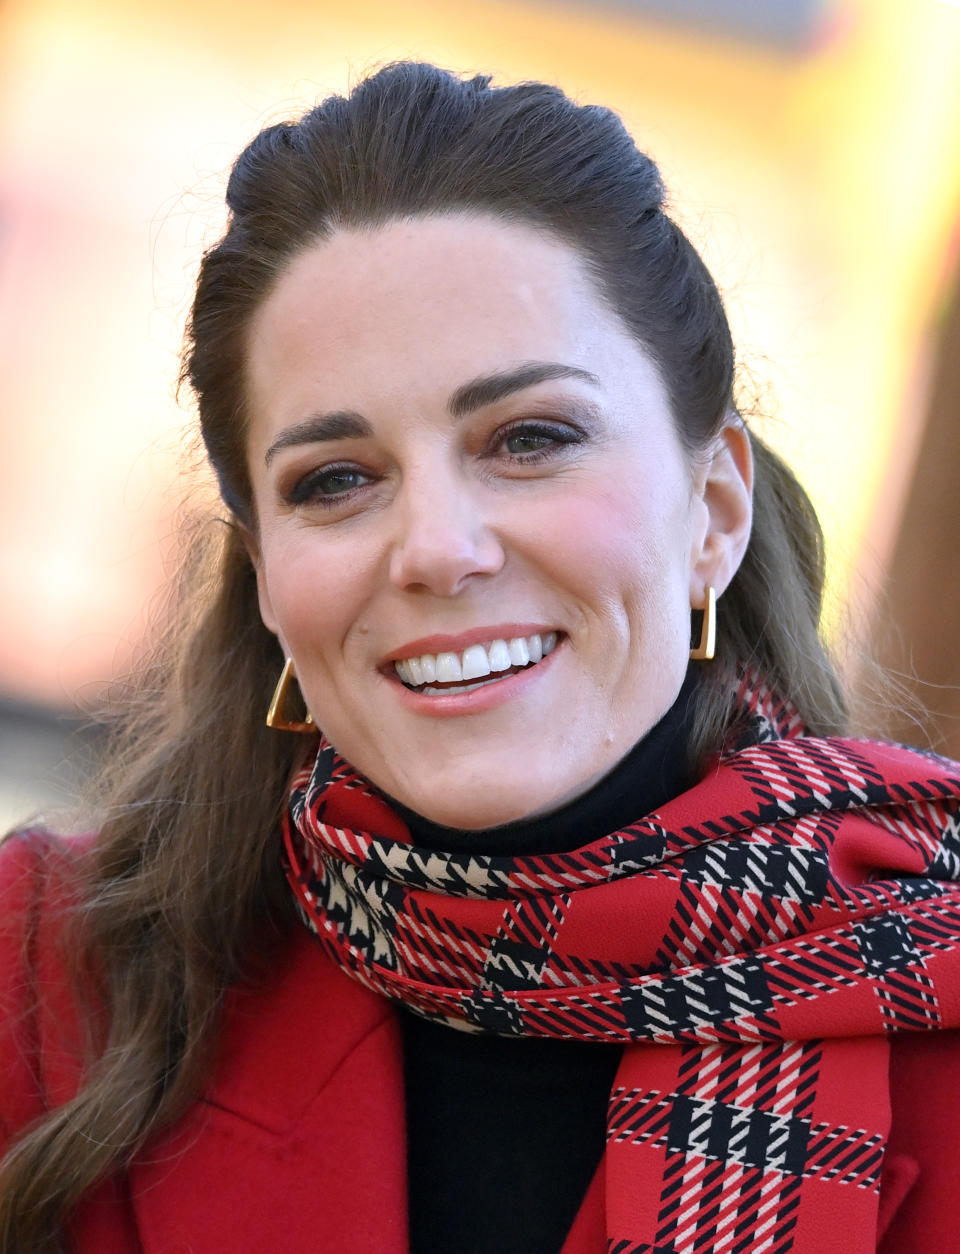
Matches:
[1,0,959,709]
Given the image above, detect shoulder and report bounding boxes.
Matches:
[666,733,960,841]
[720,731,960,782]
[0,827,92,1149]
[0,825,83,962]
[0,821,82,886]
[704,732,960,836]
[0,827,90,958]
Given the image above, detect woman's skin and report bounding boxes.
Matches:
[243,214,753,829]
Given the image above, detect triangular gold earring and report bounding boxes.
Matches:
[265,657,317,732]
[689,586,717,661]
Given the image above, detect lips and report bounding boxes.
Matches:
[394,631,560,691]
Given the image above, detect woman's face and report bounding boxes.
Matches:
[244,214,751,828]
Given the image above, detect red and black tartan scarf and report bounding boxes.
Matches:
[282,670,960,1253]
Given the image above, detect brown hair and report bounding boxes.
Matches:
[0,62,845,1250]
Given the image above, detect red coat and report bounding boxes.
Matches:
[0,830,956,1253]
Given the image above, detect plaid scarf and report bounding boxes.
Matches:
[282,670,960,1253]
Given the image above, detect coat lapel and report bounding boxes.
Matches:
[127,931,409,1254]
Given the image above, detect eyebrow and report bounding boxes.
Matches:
[448,362,601,417]
[263,361,600,465]
[265,411,372,465]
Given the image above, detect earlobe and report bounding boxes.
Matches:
[689,421,754,603]
[237,521,280,638]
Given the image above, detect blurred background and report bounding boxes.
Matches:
[2,0,959,827]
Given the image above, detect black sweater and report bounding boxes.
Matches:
[399,671,699,1254]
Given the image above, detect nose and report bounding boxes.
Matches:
[388,472,505,596]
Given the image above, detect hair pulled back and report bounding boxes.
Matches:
[193,63,730,515]
[0,63,844,1252]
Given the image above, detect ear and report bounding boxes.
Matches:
[237,521,281,639]
[688,420,753,608]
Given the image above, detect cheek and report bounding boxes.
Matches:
[257,532,371,660]
[536,480,691,614]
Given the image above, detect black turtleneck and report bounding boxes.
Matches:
[400,670,700,1254]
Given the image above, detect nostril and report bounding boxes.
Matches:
[388,528,506,595]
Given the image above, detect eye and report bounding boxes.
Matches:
[286,464,373,506]
[504,429,556,454]
[493,420,585,462]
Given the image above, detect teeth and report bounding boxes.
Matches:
[435,652,463,683]
[507,637,530,667]
[394,631,561,690]
[421,675,505,695]
[406,655,424,686]
[487,639,512,672]
[461,644,492,681]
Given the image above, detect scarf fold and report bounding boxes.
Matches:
[282,669,960,1253]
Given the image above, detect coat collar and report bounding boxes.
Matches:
[127,931,409,1254]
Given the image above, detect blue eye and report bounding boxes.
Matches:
[288,465,371,506]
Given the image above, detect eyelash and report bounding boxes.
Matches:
[284,419,585,509]
[491,419,585,461]
[286,464,372,507]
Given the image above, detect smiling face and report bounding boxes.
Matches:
[244,214,751,828]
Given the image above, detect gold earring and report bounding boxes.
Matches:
[689,586,716,661]
[265,658,317,732]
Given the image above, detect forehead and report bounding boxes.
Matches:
[244,214,651,425]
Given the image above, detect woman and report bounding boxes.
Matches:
[2,62,959,1254]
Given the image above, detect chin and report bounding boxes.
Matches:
[396,779,558,832]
